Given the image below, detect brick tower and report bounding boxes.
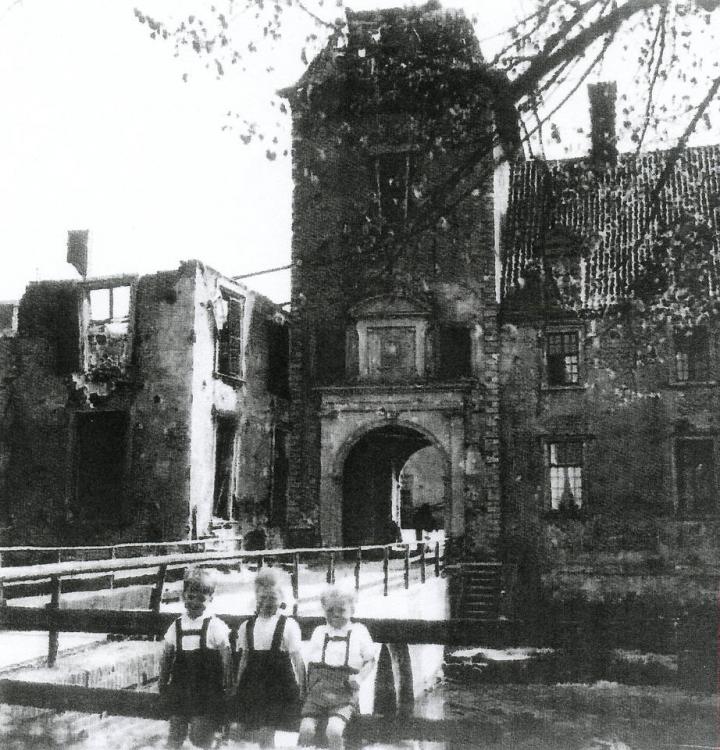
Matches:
[281,2,517,560]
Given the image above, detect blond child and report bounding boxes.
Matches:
[233,567,305,747]
[298,584,376,750]
[159,567,231,749]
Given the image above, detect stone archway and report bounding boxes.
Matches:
[326,420,452,548]
[341,423,442,546]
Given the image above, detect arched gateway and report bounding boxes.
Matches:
[340,423,448,547]
[318,398,471,548]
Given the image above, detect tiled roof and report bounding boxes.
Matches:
[502,144,720,308]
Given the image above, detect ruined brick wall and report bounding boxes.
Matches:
[499,315,720,576]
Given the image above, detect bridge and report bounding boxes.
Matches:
[0,541,711,748]
[0,539,515,747]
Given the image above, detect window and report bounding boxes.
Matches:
[83,281,134,373]
[213,416,236,520]
[676,438,716,517]
[373,152,417,229]
[89,285,130,326]
[267,320,289,398]
[548,440,583,511]
[675,328,711,382]
[438,325,472,379]
[217,293,244,379]
[546,331,579,386]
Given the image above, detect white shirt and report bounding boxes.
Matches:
[237,614,302,653]
[163,613,230,652]
[306,623,375,671]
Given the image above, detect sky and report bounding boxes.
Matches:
[0,0,718,304]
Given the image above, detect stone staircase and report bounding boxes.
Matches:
[452,562,503,619]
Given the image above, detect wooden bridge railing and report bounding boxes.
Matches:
[0,541,444,601]
[0,537,245,567]
[0,605,507,746]
[0,541,445,665]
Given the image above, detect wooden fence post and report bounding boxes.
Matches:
[47,576,61,668]
[419,544,426,584]
[434,542,440,578]
[403,545,410,590]
[383,547,389,597]
[326,552,335,585]
[354,548,361,591]
[149,564,168,613]
[292,553,300,617]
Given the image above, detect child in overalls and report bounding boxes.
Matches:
[233,567,306,747]
[299,585,376,750]
[159,567,231,749]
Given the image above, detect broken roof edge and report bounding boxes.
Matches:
[279,0,481,101]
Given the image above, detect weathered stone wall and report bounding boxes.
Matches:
[499,315,720,582]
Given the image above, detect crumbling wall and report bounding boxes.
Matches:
[189,264,289,543]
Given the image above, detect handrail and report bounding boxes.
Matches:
[0,608,514,644]
[0,542,441,583]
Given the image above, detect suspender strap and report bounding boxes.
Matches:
[270,615,286,652]
[247,617,256,651]
[175,618,183,652]
[320,629,352,666]
[343,629,351,667]
[200,617,210,650]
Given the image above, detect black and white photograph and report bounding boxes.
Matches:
[0,0,717,747]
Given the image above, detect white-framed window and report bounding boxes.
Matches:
[546,330,580,386]
[216,292,245,379]
[547,439,584,511]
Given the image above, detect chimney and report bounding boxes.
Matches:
[588,82,617,167]
[67,229,89,278]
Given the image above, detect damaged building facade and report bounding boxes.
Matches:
[0,259,289,546]
[283,1,720,590]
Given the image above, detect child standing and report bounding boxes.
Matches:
[299,585,376,750]
[159,567,231,749]
[233,567,306,747]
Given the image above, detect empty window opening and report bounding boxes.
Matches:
[373,152,417,229]
[217,294,244,379]
[675,328,710,382]
[73,411,129,533]
[213,416,236,520]
[270,426,289,526]
[548,440,583,511]
[677,438,716,517]
[547,331,579,386]
[89,285,130,326]
[438,325,472,379]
